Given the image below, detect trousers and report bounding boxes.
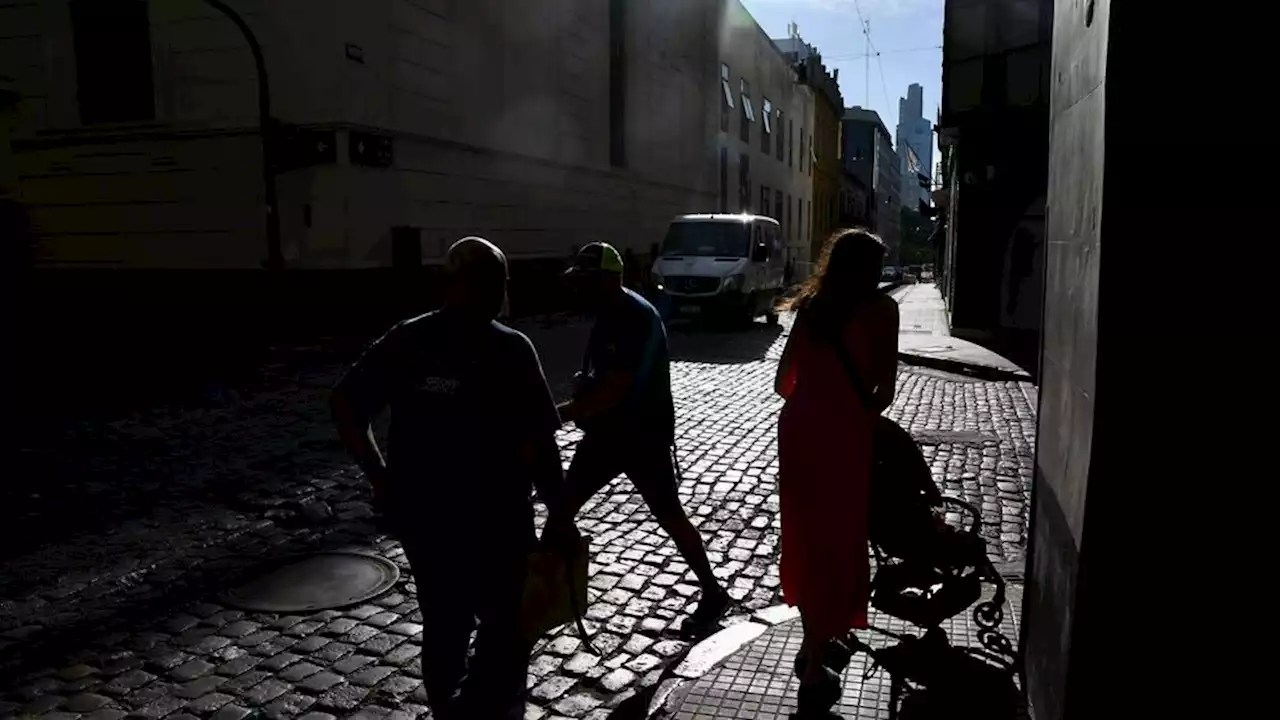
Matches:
[401,522,533,720]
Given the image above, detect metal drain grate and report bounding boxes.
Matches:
[221,551,400,612]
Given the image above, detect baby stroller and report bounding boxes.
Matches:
[861,419,1009,652]
[798,419,1017,718]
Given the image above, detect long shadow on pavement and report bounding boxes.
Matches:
[0,512,387,683]
[879,642,1028,720]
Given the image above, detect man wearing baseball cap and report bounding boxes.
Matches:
[559,242,730,637]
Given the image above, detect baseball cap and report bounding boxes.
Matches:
[566,242,624,275]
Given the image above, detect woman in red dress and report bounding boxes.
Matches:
[775,229,899,708]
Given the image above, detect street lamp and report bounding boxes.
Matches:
[201,0,282,270]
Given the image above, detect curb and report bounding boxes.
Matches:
[637,604,800,719]
[897,350,1032,383]
[644,585,1029,718]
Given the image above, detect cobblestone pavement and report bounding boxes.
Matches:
[0,313,1036,720]
[666,586,1027,719]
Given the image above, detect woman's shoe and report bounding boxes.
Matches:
[794,639,853,679]
[795,666,842,716]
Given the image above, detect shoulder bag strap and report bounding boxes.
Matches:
[817,310,875,412]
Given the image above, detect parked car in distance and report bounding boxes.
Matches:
[881,266,904,284]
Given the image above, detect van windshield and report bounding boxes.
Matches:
[660,222,751,257]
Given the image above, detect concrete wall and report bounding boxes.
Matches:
[7,0,730,269]
[6,0,272,267]
[1022,0,1107,717]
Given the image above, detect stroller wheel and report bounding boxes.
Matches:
[973,601,1003,628]
[979,628,1015,657]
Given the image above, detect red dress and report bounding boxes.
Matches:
[777,312,881,636]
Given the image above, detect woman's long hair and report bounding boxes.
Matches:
[779,228,886,331]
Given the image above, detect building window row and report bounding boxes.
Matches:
[721,62,806,174]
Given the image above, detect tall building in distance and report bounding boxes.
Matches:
[896,83,933,211]
[842,106,900,264]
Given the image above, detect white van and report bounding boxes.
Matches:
[651,214,787,325]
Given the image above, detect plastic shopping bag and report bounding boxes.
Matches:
[521,531,594,651]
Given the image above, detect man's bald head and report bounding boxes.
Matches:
[446,236,507,279]
[444,236,509,320]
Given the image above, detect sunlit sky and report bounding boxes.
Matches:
[741,0,944,174]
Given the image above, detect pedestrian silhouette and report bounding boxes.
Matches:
[558,242,731,638]
[330,237,572,720]
[774,229,899,714]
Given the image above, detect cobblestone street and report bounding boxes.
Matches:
[1,295,1037,720]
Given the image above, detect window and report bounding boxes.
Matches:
[740,79,754,144]
[608,0,626,166]
[71,0,155,124]
[789,120,794,167]
[808,135,814,176]
[720,63,733,133]
[662,222,750,257]
[799,127,806,172]
[774,190,783,229]
[776,110,785,161]
[760,185,770,217]
[739,154,751,212]
[761,98,772,155]
[786,193,793,239]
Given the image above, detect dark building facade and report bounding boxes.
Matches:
[839,170,870,228]
[938,0,1053,373]
[841,106,900,262]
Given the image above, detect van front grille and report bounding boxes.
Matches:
[664,276,721,294]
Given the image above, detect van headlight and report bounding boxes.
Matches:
[723,274,746,291]
[652,272,664,290]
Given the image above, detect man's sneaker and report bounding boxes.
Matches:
[679,590,731,639]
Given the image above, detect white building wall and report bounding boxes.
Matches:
[7,0,723,269]
[719,1,814,268]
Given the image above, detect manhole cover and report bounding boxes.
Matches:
[221,551,400,612]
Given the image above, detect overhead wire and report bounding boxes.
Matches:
[822,45,941,62]
[846,0,912,121]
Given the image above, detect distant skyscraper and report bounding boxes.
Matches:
[895,83,932,210]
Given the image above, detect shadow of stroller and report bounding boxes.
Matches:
[890,641,1027,720]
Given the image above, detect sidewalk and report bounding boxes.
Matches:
[889,285,1031,381]
[647,285,1036,718]
[660,586,1026,719]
